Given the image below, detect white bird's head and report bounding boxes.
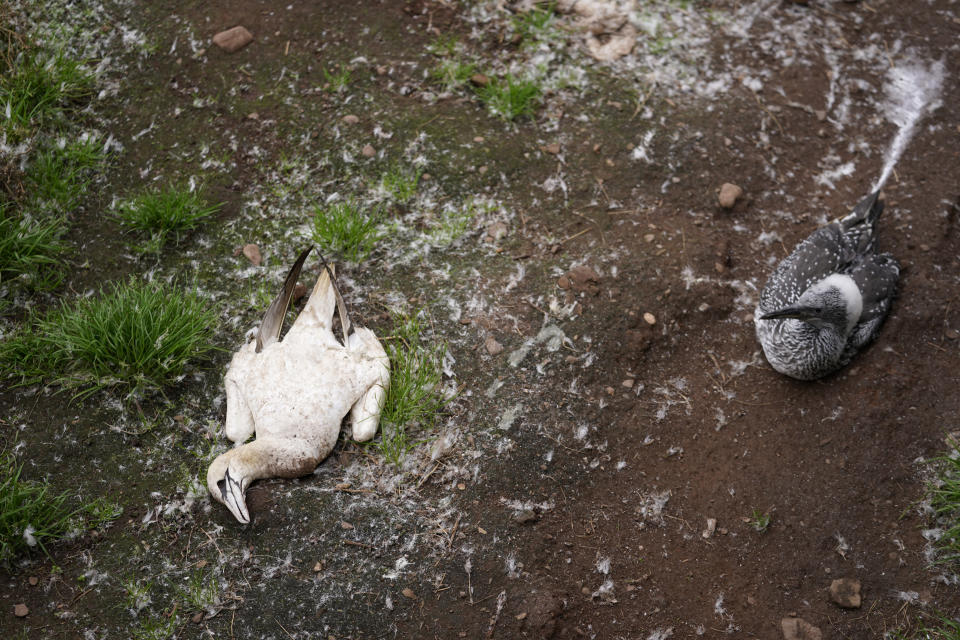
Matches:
[207,453,251,524]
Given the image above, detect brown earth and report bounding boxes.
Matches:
[3,1,960,639]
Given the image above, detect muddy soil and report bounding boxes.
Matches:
[3,1,960,639]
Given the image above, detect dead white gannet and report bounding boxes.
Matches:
[207,247,389,523]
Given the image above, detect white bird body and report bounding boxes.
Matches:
[208,249,389,523]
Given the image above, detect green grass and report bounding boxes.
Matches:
[376,310,451,467]
[311,199,382,263]
[427,33,459,57]
[0,278,218,396]
[0,205,68,291]
[892,614,960,639]
[0,452,121,563]
[926,444,960,566]
[430,59,477,93]
[322,65,351,93]
[176,567,219,612]
[475,74,543,120]
[0,48,94,140]
[131,614,178,640]
[26,136,107,212]
[122,576,153,613]
[427,200,480,247]
[748,508,771,533]
[380,166,422,204]
[511,2,558,46]
[115,184,221,252]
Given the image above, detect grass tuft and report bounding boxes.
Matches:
[0,452,121,563]
[26,136,107,212]
[926,443,960,567]
[748,508,771,533]
[0,204,68,291]
[380,166,422,204]
[376,310,451,466]
[176,567,220,613]
[475,74,542,120]
[116,184,221,251]
[0,48,94,140]
[511,2,558,46]
[311,199,382,263]
[0,278,218,396]
[428,200,483,247]
[430,59,477,92]
[322,65,351,93]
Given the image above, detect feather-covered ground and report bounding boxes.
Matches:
[2,1,959,638]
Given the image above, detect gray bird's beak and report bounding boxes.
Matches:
[217,469,251,524]
[760,305,813,321]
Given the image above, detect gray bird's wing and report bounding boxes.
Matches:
[758,223,856,312]
[845,252,900,323]
[256,246,312,353]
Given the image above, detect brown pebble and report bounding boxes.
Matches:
[191,612,204,624]
[946,329,959,340]
[292,283,308,303]
[484,336,504,356]
[718,183,743,209]
[242,243,262,266]
[361,144,376,158]
[212,26,254,53]
[622,379,634,388]
[643,312,656,325]
[474,136,484,143]
[28,576,38,586]
[14,603,28,617]
[341,521,354,530]
[402,587,417,599]
[313,561,322,572]
[543,143,561,155]
[829,577,862,609]
[341,114,359,124]
[470,73,489,87]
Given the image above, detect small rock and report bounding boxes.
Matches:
[747,595,757,606]
[340,521,354,530]
[421,173,431,181]
[247,112,260,120]
[341,114,359,124]
[718,183,743,209]
[643,233,655,243]
[484,336,504,356]
[478,165,488,175]
[622,379,634,388]
[402,587,416,599]
[486,221,508,242]
[562,265,601,296]
[474,136,485,143]
[191,612,204,624]
[543,143,561,155]
[212,26,254,53]
[815,109,827,121]
[242,243,262,266]
[292,283,308,303]
[829,578,862,609]
[781,617,822,640]
[334,482,351,490]
[643,312,656,326]
[702,518,717,538]
[313,561,322,572]
[470,73,490,87]
[515,612,528,620]
[514,509,538,524]
[946,328,959,340]
[28,576,38,586]
[457,482,466,490]
[14,603,28,617]
[361,144,376,158]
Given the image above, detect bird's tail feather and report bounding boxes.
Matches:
[256,246,312,353]
[841,190,884,229]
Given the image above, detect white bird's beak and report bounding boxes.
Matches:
[217,468,251,524]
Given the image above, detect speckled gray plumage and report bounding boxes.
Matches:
[755,191,900,380]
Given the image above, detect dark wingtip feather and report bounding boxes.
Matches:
[256,246,314,353]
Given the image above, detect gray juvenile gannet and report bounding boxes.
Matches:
[207,247,389,523]
[754,191,900,380]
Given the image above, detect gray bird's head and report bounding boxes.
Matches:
[760,274,862,334]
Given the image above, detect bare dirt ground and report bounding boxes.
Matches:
[3,1,960,639]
